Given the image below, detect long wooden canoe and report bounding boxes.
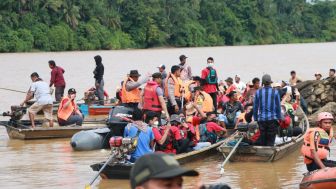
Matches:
[217,107,309,162]
[0,119,107,140]
[90,139,227,179]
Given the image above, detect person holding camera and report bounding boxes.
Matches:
[219,91,244,129]
[57,88,83,126]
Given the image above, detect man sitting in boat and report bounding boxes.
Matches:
[192,86,214,114]
[57,88,83,126]
[84,86,109,104]
[219,91,244,129]
[152,114,184,154]
[173,114,196,153]
[301,112,336,172]
[123,108,155,163]
[20,72,54,128]
[197,112,227,144]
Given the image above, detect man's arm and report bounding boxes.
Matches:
[310,131,326,169]
[50,69,56,87]
[21,91,34,106]
[275,92,282,120]
[253,91,259,121]
[188,66,192,80]
[125,76,149,91]
[159,96,169,119]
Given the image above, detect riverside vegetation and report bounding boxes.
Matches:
[1,0,336,52]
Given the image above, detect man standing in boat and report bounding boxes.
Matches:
[20,72,53,128]
[48,60,66,102]
[165,65,183,114]
[93,55,104,105]
[201,57,219,113]
[301,112,336,172]
[179,55,192,82]
[121,70,149,109]
[141,72,170,123]
[57,88,83,126]
[253,74,281,146]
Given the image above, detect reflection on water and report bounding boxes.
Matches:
[1,43,336,188]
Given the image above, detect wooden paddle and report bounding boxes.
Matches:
[85,153,116,189]
[219,135,243,175]
[0,87,26,94]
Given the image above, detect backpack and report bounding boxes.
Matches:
[205,68,217,84]
[199,123,217,144]
[225,103,237,124]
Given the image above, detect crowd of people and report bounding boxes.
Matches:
[19,54,335,175]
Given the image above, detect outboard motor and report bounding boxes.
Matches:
[107,106,134,136]
[108,136,138,164]
[2,106,27,122]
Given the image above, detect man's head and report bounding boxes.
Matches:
[317,112,334,132]
[157,64,165,73]
[207,57,214,67]
[329,69,335,78]
[129,70,141,82]
[48,60,56,69]
[206,112,217,122]
[192,76,202,86]
[94,55,102,64]
[30,72,39,82]
[68,88,76,99]
[252,77,260,89]
[290,70,296,78]
[261,74,272,86]
[227,91,238,101]
[171,65,181,77]
[152,72,162,85]
[314,72,322,80]
[235,74,240,83]
[225,77,233,86]
[179,55,187,65]
[130,153,199,189]
[145,111,160,126]
[170,114,182,126]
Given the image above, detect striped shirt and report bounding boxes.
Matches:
[253,86,282,121]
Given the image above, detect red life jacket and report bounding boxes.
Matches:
[143,81,162,112]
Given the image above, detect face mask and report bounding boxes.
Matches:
[207,63,214,68]
[153,121,159,126]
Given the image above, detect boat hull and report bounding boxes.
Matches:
[300,167,336,189]
[90,140,225,179]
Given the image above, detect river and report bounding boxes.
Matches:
[0,42,336,189]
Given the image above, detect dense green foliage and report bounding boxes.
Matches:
[0,0,336,52]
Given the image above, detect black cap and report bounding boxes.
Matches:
[30,72,39,78]
[130,153,199,189]
[129,70,141,77]
[171,65,181,73]
[262,74,272,85]
[68,88,76,94]
[225,77,233,83]
[94,55,102,63]
[152,72,162,79]
[179,55,187,61]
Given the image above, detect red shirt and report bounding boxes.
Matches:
[201,68,217,93]
[50,66,66,87]
[152,126,181,154]
[206,122,225,132]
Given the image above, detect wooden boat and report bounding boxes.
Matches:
[217,107,309,162]
[0,119,107,140]
[88,105,114,115]
[90,139,228,179]
[300,167,336,189]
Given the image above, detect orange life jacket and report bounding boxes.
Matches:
[57,96,78,121]
[121,77,141,103]
[200,91,214,113]
[143,81,162,112]
[164,73,182,98]
[184,80,195,102]
[301,127,333,164]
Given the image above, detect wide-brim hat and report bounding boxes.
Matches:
[128,70,141,77]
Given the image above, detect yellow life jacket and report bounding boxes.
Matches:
[121,77,141,103]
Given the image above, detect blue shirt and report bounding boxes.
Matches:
[253,86,282,121]
[123,123,154,161]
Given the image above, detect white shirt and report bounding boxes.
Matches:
[234,81,246,93]
[30,81,53,105]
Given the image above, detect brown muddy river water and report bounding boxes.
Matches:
[1,43,336,189]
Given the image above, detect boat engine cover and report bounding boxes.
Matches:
[107,106,134,136]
